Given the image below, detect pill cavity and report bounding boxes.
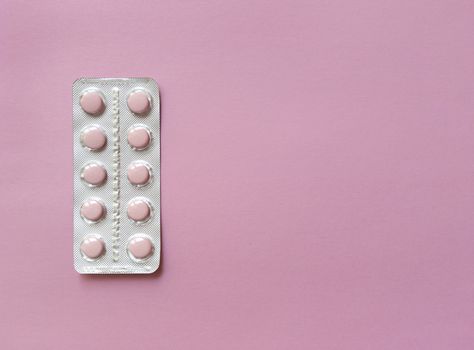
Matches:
[127,161,151,186]
[80,125,107,151]
[127,235,154,261]
[80,89,105,115]
[128,125,151,150]
[127,89,151,115]
[127,198,152,223]
[80,234,105,260]
[80,198,106,223]
[81,162,107,187]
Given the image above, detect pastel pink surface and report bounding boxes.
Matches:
[127,199,151,222]
[1,1,474,350]
[127,236,154,260]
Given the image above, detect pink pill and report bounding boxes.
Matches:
[80,125,107,151]
[80,199,106,223]
[127,89,151,115]
[81,162,107,187]
[80,235,105,260]
[127,235,154,261]
[127,125,151,150]
[127,161,151,186]
[80,89,105,115]
[127,198,152,223]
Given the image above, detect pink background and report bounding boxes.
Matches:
[0,1,473,349]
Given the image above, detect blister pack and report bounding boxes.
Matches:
[73,78,160,274]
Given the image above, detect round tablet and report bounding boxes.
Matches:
[127,125,151,150]
[80,199,106,223]
[127,161,151,187]
[80,234,105,260]
[81,162,107,187]
[80,89,105,115]
[127,198,152,223]
[127,235,154,261]
[80,125,107,151]
[127,89,151,115]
